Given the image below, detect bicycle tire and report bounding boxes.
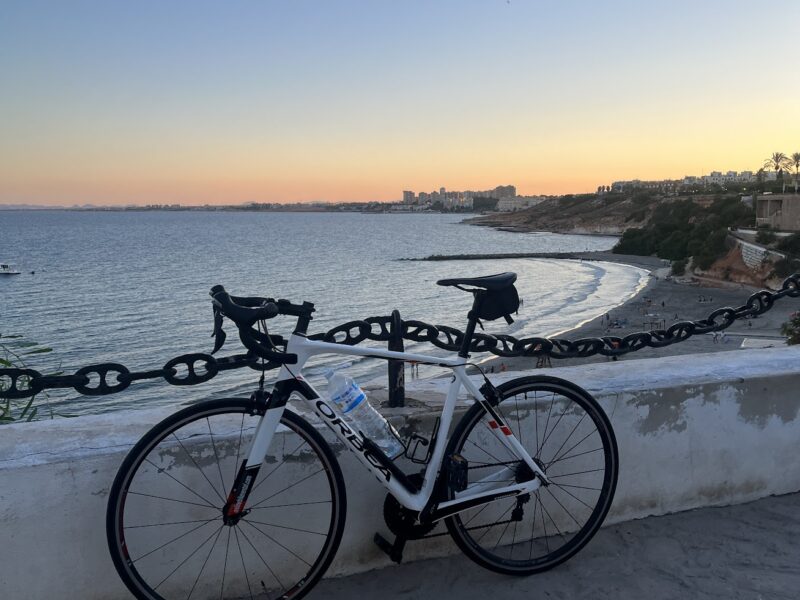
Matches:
[106,397,346,600]
[444,375,618,575]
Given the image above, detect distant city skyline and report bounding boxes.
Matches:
[1,0,799,206]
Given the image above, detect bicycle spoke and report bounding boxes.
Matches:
[475,502,514,544]
[238,524,286,592]
[243,518,327,537]
[248,438,309,497]
[553,483,602,492]
[538,493,568,541]
[126,490,218,510]
[249,467,326,509]
[547,428,597,468]
[509,519,519,559]
[207,417,228,497]
[186,526,224,600]
[491,513,514,551]
[512,394,523,447]
[547,446,603,467]
[144,458,220,509]
[243,520,312,567]
[127,519,219,529]
[467,437,507,465]
[154,525,224,591]
[133,519,218,564]
[172,433,227,504]
[549,482,596,511]
[462,502,490,527]
[249,499,331,510]
[233,527,255,600]
[233,413,245,485]
[538,492,550,553]
[220,527,231,600]
[538,392,556,457]
[528,492,540,559]
[548,467,604,479]
[543,486,582,528]
[538,400,573,458]
[544,412,588,467]
[533,392,540,460]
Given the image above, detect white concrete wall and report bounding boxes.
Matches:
[2,347,800,599]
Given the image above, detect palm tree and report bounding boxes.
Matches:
[791,152,800,194]
[764,152,791,192]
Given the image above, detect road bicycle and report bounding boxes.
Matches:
[106,272,619,600]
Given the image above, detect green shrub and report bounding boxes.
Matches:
[781,312,800,345]
[777,233,800,255]
[756,228,776,244]
[671,259,686,276]
[0,334,55,424]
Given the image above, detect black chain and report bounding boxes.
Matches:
[3,274,800,400]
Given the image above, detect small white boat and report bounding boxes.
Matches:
[0,263,21,275]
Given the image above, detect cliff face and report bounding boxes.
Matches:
[466,195,670,235]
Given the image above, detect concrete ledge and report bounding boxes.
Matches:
[2,347,800,599]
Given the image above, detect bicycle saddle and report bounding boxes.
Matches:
[436,272,517,291]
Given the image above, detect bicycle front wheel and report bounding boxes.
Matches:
[445,375,618,575]
[107,398,346,600]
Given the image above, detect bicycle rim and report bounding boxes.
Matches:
[106,398,346,600]
[445,376,618,575]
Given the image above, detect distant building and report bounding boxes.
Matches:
[403,184,516,209]
[497,196,547,212]
[756,194,800,231]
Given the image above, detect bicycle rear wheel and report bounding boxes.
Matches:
[107,398,346,600]
[445,375,618,575]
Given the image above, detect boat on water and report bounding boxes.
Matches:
[0,263,21,275]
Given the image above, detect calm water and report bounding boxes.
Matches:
[0,210,646,416]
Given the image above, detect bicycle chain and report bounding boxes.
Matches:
[3,274,800,400]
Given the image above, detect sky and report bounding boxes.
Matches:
[1,0,799,206]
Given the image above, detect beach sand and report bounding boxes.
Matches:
[478,252,795,374]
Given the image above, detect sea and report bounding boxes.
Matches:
[0,210,648,416]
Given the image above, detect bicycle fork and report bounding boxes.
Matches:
[221,387,288,522]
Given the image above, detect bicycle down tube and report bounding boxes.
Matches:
[235,333,547,518]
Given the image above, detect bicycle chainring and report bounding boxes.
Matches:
[383,474,437,539]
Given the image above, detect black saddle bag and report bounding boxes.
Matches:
[477,285,520,324]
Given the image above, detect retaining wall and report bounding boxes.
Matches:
[2,347,800,599]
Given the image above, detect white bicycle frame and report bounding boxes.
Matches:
[241,334,548,518]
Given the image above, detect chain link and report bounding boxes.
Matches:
[3,273,800,400]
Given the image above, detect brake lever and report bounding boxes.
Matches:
[211,306,227,354]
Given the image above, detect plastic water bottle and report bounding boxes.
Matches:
[325,369,404,459]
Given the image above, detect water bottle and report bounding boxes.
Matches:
[324,369,404,459]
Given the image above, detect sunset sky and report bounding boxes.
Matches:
[1,0,799,206]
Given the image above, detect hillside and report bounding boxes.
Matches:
[465,193,669,235]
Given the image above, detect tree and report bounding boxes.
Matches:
[781,312,800,345]
[791,152,800,194]
[764,152,791,193]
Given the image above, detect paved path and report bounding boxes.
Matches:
[315,493,800,599]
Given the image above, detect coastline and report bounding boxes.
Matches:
[473,251,791,375]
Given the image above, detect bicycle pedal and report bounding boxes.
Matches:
[373,532,406,564]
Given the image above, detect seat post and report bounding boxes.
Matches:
[458,292,483,358]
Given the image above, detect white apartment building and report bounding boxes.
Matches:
[497,196,546,212]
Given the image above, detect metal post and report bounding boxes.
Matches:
[388,309,405,408]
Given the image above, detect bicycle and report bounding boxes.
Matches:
[106,272,619,600]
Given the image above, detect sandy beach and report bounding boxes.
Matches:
[479,252,795,374]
